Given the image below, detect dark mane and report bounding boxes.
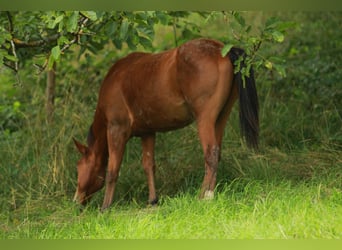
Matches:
[87,124,95,147]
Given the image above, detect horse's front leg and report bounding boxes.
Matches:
[141,134,158,205]
[101,124,129,212]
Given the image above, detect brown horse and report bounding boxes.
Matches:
[73,38,259,211]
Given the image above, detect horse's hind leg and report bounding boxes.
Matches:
[198,92,237,200]
[141,134,158,205]
[215,83,238,161]
[197,120,220,199]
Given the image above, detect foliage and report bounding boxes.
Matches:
[259,12,342,148]
[0,11,292,77]
[0,69,22,134]
[219,11,296,80]
[0,11,164,72]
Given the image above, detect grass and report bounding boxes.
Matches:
[2,173,342,239]
[1,123,341,239]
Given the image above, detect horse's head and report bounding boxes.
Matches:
[73,138,105,205]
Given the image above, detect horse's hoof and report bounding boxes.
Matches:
[148,197,159,206]
[203,190,215,200]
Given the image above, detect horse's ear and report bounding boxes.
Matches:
[73,138,88,155]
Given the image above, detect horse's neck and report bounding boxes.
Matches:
[89,118,108,164]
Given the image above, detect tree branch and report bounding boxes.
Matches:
[6,11,19,75]
[6,11,14,33]
[60,16,89,53]
[4,13,91,75]
[12,34,60,48]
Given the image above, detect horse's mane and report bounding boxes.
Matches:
[87,124,95,147]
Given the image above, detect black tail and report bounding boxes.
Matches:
[228,48,259,149]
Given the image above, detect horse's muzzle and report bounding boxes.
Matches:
[73,189,87,205]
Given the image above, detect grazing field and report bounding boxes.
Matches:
[0,12,341,239]
[1,125,341,239]
[1,164,342,239]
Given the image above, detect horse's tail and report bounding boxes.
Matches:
[228,47,259,149]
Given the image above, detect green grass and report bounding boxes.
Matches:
[2,174,342,239]
[1,136,341,239]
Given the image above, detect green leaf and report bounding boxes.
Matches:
[13,101,21,111]
[221,44,234,57]
[51,46,61,60]
[156,11,169,25]
[265,16,280,29]
[137,25,154,39]
[49,14,64,29]
[272,31,285,43]
[274,63,287,78]
[245,25,252,33]
[254,60,264,70]
[67,11,79,33]
[182,28,193,39]
[119,19,129,41]
[139,36,152,49]
[47,54,56,70]
[264,60,273,70]
[232,12,246,27]
[4,54,18,62]
[106,22,118,37]
[57,36,70,46]
[80,11,98,21]
[58,18,65,33]
[113,38,123,50]
[127,36,137,50]
[0,29,12,44]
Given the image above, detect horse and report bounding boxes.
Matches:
[73,38,259,211]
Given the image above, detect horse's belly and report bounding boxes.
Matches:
[131,100,194,134]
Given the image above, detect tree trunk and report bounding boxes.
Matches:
[46,63,56,122]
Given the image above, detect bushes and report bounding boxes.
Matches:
[260,12,342,148]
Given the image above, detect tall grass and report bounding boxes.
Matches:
[1,82,341,238]
[2,178,342,239]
